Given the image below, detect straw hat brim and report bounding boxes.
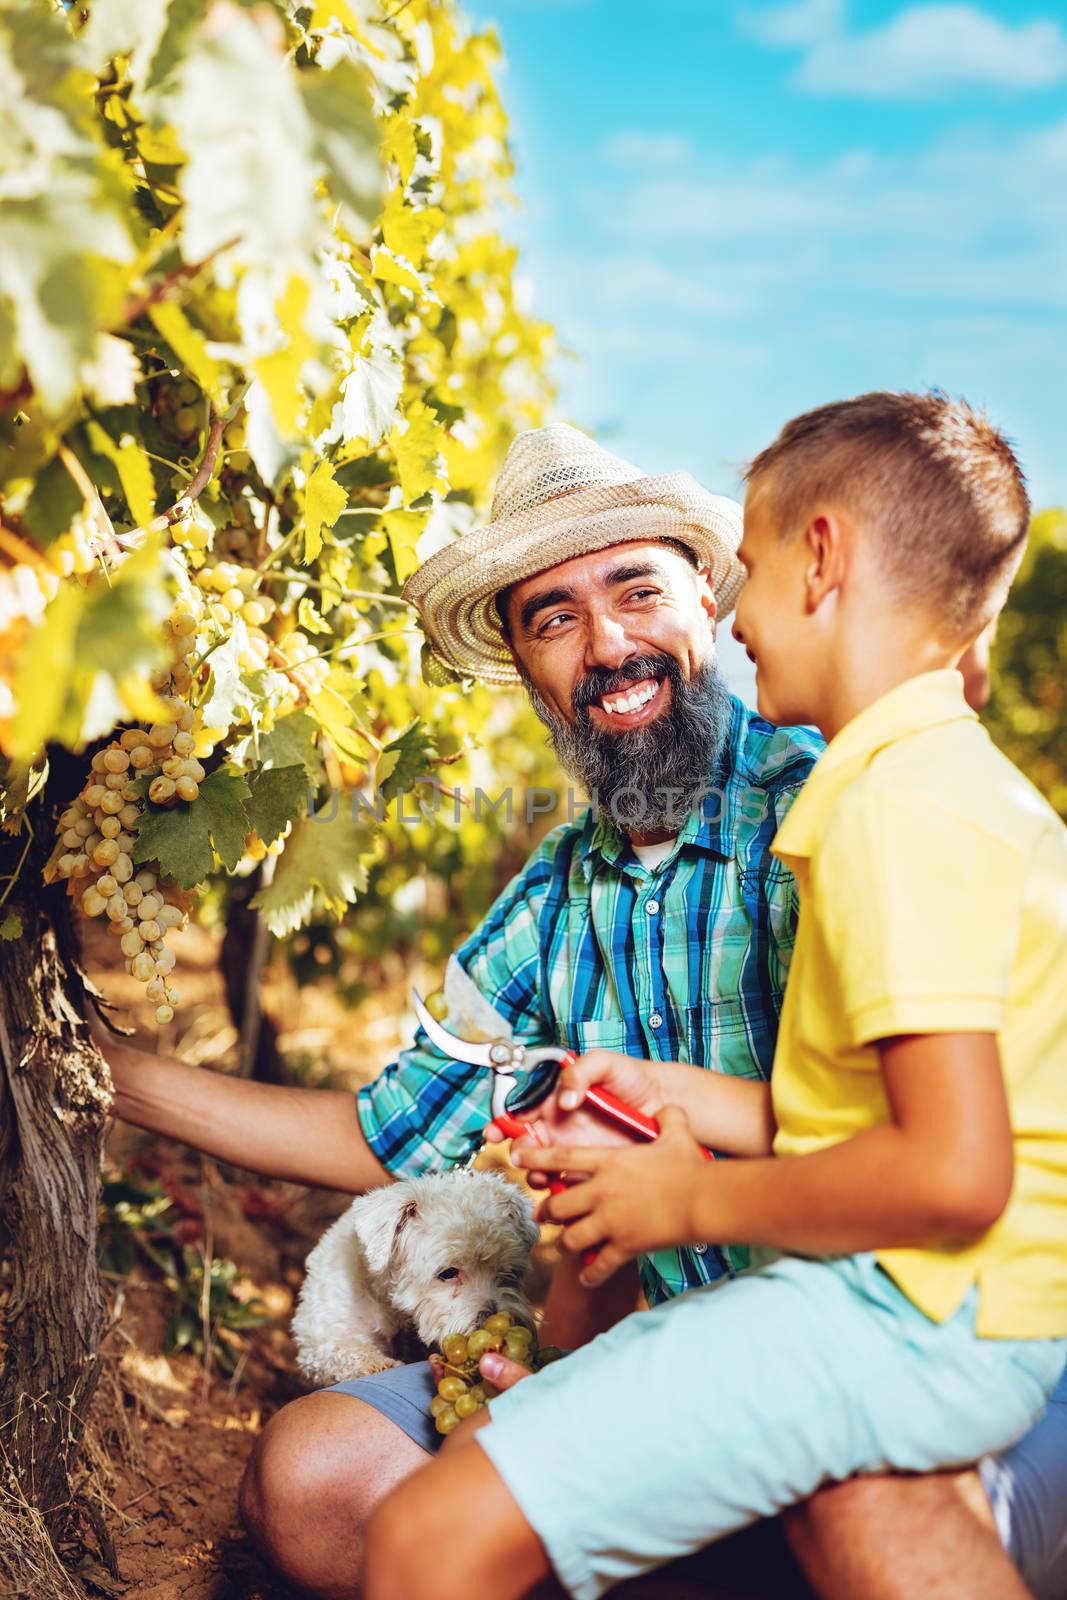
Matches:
[403,472,746,686]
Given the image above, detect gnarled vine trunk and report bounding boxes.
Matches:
[0,810,111,1540]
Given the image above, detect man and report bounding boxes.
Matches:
[106,425,1060,1598]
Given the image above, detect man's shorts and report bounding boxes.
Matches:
[474,1254,1065,1600]
[328,1362,439,1454]
[980,1359,1067,1600]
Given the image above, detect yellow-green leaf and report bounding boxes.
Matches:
[304,459,348,562]
[148,302,222,401]
[389,399,445,505]
[253,276,316,439]
[85,421,156,527]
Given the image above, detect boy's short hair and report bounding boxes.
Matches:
[745,391,1031,638]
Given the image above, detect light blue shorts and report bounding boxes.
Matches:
[477,1253,1066,1600]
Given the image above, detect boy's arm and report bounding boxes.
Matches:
[523,1033,1014,1281]
[515,1052,776,1159]
[105,1035,392,1192]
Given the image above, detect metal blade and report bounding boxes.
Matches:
[411,989,497,1067]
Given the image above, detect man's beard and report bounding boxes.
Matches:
[521,652,733,835]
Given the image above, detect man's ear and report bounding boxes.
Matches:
[802,513,849,612]
[697,567,718,635]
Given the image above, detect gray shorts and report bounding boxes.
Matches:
[328,1358,1067,1597]
[980,1359,1067,1600]
[328,1362,439,1455]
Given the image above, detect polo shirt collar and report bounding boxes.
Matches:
[773,668,975,863]
[578,696,749,879]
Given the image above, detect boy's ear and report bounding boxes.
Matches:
[802,512,849,612]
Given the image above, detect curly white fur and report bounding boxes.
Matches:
[291,1170,539,1385]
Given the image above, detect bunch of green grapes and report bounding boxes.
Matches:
[429,1312,563,1436]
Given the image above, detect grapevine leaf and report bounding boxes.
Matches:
[335,341,403,449]
[85,420,157,527]
[389,399,445,505]
[377,718,437,801]
[240,710,322,778]
[9,539,169,761]
[194,768,253,871]
[0,912,24,941]
[250,808,372,936]
[299,58,381,238]
[165,7,320,267]
[304,458,348,563]
[147,302,222,402]
[253,275,316,440]
[133,768,252,886]
[197,619,253,732]
[245,764,308,847]
[308,667,373,768]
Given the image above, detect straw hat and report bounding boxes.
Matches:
[403,424,746,685]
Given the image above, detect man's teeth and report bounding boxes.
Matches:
[600,681,659,715]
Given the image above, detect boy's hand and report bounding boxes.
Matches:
[485,1049,665,1178]
[513,1105,708,1287]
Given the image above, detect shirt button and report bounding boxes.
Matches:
[646,898,660,915]
[648,1012,663,1030]
[694,1243,708,1255]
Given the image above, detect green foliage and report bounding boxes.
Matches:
[0,0,560,1002]
[98,1163,270,1378]
[985,509,1067,817]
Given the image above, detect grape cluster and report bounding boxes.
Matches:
[54,712,195,1023]
[429,1312,563,1436]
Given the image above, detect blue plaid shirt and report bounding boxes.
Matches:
[359,695,823,1305]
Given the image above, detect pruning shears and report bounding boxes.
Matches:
[410,990,666,1148]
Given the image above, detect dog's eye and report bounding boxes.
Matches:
[436,1267,461,1281]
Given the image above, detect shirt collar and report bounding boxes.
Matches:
[577,695,751,880]
[772,669,976,863]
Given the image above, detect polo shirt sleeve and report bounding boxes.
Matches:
[356,832,558,1175]
[812,789,1026,1048]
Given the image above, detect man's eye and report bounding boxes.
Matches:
[627,588,659,602]
[437,1267,460,1281]
[539,612,575,636]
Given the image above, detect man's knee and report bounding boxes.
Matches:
[240,1391,429,1596]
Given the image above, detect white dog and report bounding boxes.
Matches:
[291,1170,540,1385]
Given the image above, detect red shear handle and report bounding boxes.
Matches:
[583,1085,714,1161]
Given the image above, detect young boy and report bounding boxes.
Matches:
[363,393,1067,1600]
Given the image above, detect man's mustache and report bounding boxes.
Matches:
[571,655,674,716]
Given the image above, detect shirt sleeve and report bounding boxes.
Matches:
[812,788,1026,1048]
[356,831,560,1175]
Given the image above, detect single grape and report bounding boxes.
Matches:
[536,1346,563,1368]
[454,1392,479,1419]
[441,1333,469,1366]
[483,1312,512,1336]
[429,1395,451,1419]
[434,1407,460,1436]
[437,1376,468,1403]
[466,1329,497,1361]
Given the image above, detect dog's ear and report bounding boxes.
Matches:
[494,1178,539,1253]
[352,1184,419,1277]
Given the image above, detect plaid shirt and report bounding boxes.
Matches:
[358,696,823,1306]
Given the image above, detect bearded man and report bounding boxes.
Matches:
[105,425,1061,1600]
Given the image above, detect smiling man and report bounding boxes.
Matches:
[233,424,824,1595]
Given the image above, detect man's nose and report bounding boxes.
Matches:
[584,610,637,671]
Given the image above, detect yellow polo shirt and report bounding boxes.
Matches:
[771,669,1067,1338]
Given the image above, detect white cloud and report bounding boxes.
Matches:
[577,116,1067,310]
[743,2,1067,98]
[602,133,693,170]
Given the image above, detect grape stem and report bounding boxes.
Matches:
[119,236,242,326]
[88,411,227,554]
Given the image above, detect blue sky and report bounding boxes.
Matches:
[462,0,1067,696]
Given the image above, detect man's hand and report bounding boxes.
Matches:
[484,1049,665,1180]
[514,1105,708,1287]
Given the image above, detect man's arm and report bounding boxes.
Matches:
[105,1036,392,1193]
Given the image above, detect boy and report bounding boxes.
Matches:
[363,393,1067,1600]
